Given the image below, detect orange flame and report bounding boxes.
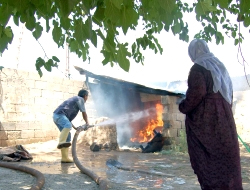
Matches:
[130,103,163,143]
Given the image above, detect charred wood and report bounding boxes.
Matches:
[140,130,164,153]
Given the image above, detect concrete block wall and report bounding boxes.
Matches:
[161,95,185,147]
[0,68,95,147]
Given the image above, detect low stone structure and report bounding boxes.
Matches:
[77,117,119,150]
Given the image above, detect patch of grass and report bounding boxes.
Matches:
[174,129,188,153]
[159,129,188,155]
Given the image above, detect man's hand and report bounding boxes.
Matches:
[83,124,89,131]
[78,124,89,131]
[77,124,94,131]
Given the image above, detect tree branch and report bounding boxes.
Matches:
[237,23,250,87]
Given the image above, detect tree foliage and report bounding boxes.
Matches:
[0,0,249,76]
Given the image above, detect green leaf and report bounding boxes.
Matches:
[104,31,116,53]
[215,32,224,44]
[93,7,105,26]
[232,31,236,38]
[91,30,97,47]
[81,43,90,62]
[82,0,95,11]
[220,17,225,24]
[82,50,87,61]
[120,5,138,34]
[52,21,62,46]
[171,22,181,34]
[195,0,217,17]
[32,23,43,40]
[74,20,84,42]
[111,0,123,9]
[101,50,111,65]
[74,19,91,43]
[0,26,13,53]
[44,59,53,72]
[4,27,13,38]
[234,38,239,46]
[96,29,105,40]
[24,10,36,31]
[13,14,19,26]
[36,57,45,77]
[162,11,174,27]
[57,0,81,18]
[117,43,131,72]
[29,0,45,8]
[243,16,250,27]
[158,0,176,14]
[84,18,92,40]
[37,69,43,77]
[104,0,121,23]
[46,17,50,32]
[0,34,9,53]
[35,57,45,70]
[240,0,250,14]
[214,0,229,9]
[0,4,12,26]
[60,17,71,30]
[0,26,3,36]
[69,39,79,52]
[152,37,163,54]
[10,0,30,13]
[52,56,60,62]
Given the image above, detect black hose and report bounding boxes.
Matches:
[106,159,175,178]
[0,161,45,190]
[72,128,109,190]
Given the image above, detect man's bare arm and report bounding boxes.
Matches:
[82,112,89,125]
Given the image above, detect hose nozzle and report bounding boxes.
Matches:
[78,124,95,131]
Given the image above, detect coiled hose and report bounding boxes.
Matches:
[0,161,45,190]
[72,127,109,190]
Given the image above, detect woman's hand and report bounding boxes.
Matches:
[176,95,186,105]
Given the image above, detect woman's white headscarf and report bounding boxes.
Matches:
[188,39,233,104]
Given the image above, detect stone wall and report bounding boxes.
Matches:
[0,68,97,147]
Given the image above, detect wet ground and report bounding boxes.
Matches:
[0,139,250,190]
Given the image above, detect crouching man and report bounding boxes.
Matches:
[53,89,89,163]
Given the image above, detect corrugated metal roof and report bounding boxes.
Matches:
[75,66,184,96]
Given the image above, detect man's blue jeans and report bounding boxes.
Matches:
[53,113,72,142]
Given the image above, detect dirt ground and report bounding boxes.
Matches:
[0,139,250,190]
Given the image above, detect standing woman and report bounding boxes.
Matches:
[178,39,243,190]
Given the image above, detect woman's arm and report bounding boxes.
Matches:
[179,66,207,114]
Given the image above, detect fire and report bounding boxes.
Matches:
[130,103,163,143]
